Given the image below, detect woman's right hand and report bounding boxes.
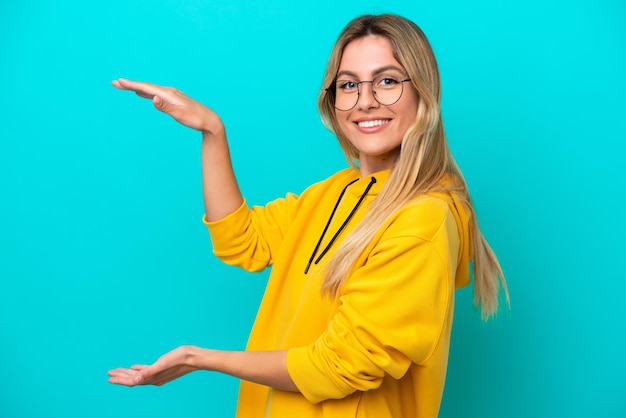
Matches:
[112,78,223,135]
[113,77,242,220]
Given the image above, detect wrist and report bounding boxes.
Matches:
[200,113,225,138]
[187,346,216,371]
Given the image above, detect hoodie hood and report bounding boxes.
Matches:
[430,187,472,289]
[333,168,472,289]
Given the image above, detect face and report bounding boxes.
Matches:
[335,35,418,175]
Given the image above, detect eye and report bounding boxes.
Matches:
[376,76,400,89]
[337,80,358,92]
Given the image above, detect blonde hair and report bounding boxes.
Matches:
[319,14,509,320]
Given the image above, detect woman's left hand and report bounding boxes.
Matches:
[109,345,298,391]
[108,345,199,386]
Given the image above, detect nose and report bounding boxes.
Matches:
[356,81,379,109]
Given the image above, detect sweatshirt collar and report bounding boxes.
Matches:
[347,168,392,198]
[304,169,389,274]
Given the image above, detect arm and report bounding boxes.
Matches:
[112,78,243,221]
[287,203,460,402]
[107,345,298,392]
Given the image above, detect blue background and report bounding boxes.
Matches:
[1,0,624,417]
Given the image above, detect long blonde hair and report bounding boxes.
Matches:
[319,14,509,320]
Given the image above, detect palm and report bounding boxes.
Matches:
[108,346,197,387]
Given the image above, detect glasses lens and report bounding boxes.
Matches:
[333,79,359,111]
[372,75,404,106]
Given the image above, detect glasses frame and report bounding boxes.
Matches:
[326,77,412,111]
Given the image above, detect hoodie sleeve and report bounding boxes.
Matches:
[286,199,461,403]
[203,194,299,272]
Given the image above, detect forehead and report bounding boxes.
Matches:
[338,35,403,76]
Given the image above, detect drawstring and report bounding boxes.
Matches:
[304,176,377,274]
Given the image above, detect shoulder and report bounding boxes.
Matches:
[384,194,460,243]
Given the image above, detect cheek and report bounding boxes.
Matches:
[334,112,352,132]
[399,103,419,129]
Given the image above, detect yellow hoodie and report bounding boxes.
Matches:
[204,168,471,418]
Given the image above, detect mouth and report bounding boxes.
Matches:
[355,119,391,128]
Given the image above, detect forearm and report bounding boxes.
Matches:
[201,127,244,222]
[190,346,298,392]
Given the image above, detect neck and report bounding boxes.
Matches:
[358,156,396,177]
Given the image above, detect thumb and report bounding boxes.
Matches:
[153,95,167,112]
[133,372,145,385]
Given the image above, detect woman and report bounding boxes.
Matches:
[108,13,509,418]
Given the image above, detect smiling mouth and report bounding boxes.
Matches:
[356,119,391,128]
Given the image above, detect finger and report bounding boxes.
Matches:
[135,91,154,99]
[130,364,149,370]
[112,78,144,90]
[108,375,137,386]
[107,368,137,378]
[108,369,141,386]
[112,78,165,98]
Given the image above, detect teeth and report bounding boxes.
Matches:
[357,119,389,128]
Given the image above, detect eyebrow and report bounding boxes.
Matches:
[336,65,407,79]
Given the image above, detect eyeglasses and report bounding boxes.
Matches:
[327,75,412,111]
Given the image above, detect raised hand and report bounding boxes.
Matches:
[112,78,223,135]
